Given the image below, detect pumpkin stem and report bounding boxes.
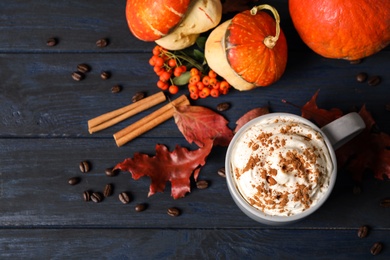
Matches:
[250,4,281,49]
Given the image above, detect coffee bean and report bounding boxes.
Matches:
[167,207,180,217]
[96,38,108,48]
[370,242,383,255]
[46,37,58,47]
[135,203,147,212]
[79,161,91,173]
[111,84,122,93]
[119,192,131,204]
[217,167,226,178]
[356,72,368,83]
[103,183,113,197]
[83,190,91,202]
[357,225,369,238]
[68,177,80,185]
[105,167,119,177]
[100,71,111,80]
[385,103,390,112]
[216,102,230,112]
[350,59,362,64]
[132,92,146,103]
[379,197,390,208]
[91,192,103,203]
[196,180,209,189]
[77,63,91,73]
[368,75,381,86]
[72,71,85,81]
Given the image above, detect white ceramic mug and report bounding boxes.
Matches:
[225,112,365,225]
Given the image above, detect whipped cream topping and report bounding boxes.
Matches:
[230,116,333,217]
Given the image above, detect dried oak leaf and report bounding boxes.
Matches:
[174,105,233,147]
[234,107,269,133]
[115,139,213,199]
[300,90,390,182]
[301,89,344,126]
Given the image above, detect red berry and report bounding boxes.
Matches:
[168,85,179,94]
[173,66,183,77]
[168,59,177,68]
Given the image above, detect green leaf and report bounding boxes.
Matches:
[196,36,207,50]
[173,71,191,86]
[193,49,205,63]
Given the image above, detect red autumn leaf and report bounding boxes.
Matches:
[301,89,343,127]
[300,90,390,182]
[335,105,390,182]
[234,107,269,133]
[174,105,233,147]
[115,139,213,199]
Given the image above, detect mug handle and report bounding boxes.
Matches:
[321,112,366,150]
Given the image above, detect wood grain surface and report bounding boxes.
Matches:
[0,0,389,259]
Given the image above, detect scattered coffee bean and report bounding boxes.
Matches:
[356,72,368,83]
[216,102,230,112]
[368,75,381,86]
[72,71,85,81]
[111,84,122,93]
[167,207,180,217]
[79,161,91,173]
[357,225,369,238]
[46,37,58,47]
[103,183,114,197]
[217,167,226,178]
[105,167,119,177]
[350,59,362,64]
[132,92,146,103]
[196,180,209,190]
[77,63,91,73]
[370,242,383,256]
[385,103,390,111]
[135,203,147,212]
[68,177,80,185]
[119,192,131,204]
[100,71,111,80]
[379,197,390,208]
[96,38,108,48]
[83,190,91,202]
[91,192,103,203]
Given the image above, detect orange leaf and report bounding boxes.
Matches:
[301,89,343,126]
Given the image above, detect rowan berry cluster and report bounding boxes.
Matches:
[149,45,186,95]
[149,45,231,99]
[187,68,230,100]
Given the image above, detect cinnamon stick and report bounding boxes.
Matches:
[114,94,190,147]
[88,91,166,133]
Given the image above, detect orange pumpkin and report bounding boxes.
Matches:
[126,0,191,41]
[289,0,390,60]
[205,5,288,91]
[126,0,222,50]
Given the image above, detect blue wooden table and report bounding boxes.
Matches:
[1,1,389,258]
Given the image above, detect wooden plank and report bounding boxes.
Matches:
[1,228,389,258]
[0,51,389,137]
[1,138,389,229]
